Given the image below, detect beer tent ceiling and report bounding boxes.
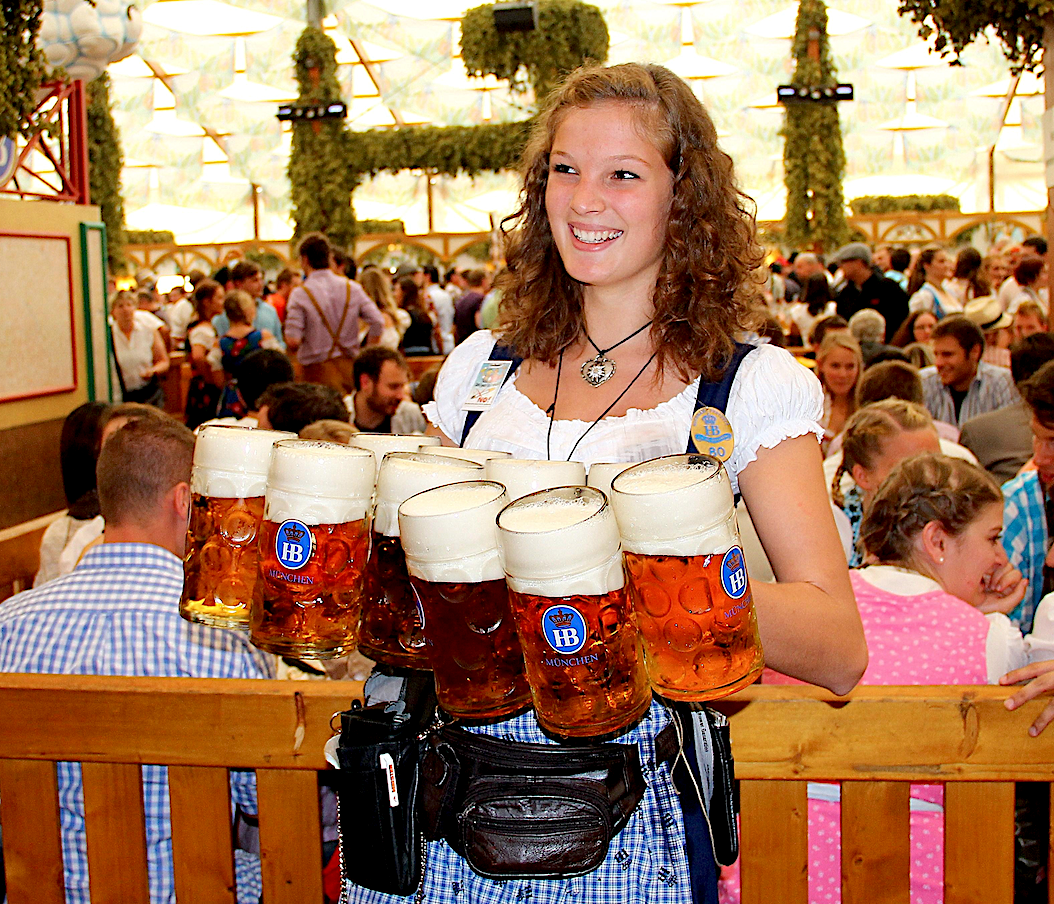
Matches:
[111,0,1046,244]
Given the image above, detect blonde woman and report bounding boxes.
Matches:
[359,269,409,350]
[815,332,863,453]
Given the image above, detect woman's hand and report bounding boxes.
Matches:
[977,564,1028,615]
[1001,661,1054,736]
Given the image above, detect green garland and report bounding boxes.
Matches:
[898,0,1052,71]
[0,0,47,139]
[782,0,849,252]
[125,229,175,244]
[288,28,357,250]
[86,73,126,271]
[849,194,960,215]
[460,0,608,100]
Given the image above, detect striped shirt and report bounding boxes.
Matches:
[920,361,1019,428]
[0,542,276,904]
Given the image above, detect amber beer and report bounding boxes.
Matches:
[181,425,294,628]
[358,452,483,668]
[496,486,650,739]
[610,454,764,700]
[250,441,375,658]
[484,458,586,502]
[399,481,530,719]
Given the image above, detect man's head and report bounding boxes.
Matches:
[889,247,911,274]
[422,265,440,287]
[257,382,350,434]
[1010,332,1054,386]
[236,349,295,413]
[832,242,873,288]
[931,316,985,391]
[809,314,848,349]
[1023,235,1048,257]
[856,360,924,407]
[1014,301,1049,341]
[274,268,301,299]
[872,244,892,272]
[1014,254,1045,288]
[464,268,489,292]
[353,347,411,421]
[230,260,264,299]
[793,252,823,282]
[101,403,173,447]
[97,418,195,555]
[298,232,331,272]
[395,262,424,287]
[848,308,885,346]
[1022,360,1054,486]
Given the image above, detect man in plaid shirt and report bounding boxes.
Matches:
[0,417,275,904]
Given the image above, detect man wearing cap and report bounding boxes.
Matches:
[832,242,909,342]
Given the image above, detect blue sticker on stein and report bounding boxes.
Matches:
[542,605,587,655]
[275,519,313,571]
[720,546,748,600]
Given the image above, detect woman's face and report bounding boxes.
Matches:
[112,296,136,331]
[925,250,953,283]
[912,312,938,344]
[985,256,1011,287]
[927,502,1008,608]
[545,101,674,302]
[818,347,859,397]
[857,428,941,504]
[207,289,224,318]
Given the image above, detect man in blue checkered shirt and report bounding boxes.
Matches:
[0,417,275,904]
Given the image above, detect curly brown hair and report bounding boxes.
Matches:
[858,452,1001,568]
[495,62,764,382]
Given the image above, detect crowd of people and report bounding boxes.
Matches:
[10,59,1054,904]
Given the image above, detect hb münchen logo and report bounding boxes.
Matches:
[276,520,313,571]
[542,605,587,655]
[720,546,748,599]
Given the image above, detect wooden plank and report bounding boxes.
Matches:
[256,768,323,904]
[945,782,1015,904]
[841,782,910,904]
[81,761,150,904]
[0,759,66,904]
[168,765,237,904]
[0,675,363,769]
[740,780,808,904]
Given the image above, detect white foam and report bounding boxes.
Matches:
[497,487,624,597]
[485,458,585,501]
[191,426,295,497]
[264,440,375,525]
[372,452,483,537]
[610,454,737,556]
[427,446,512,464]
[350,433,441,476]
[400,481,507,583]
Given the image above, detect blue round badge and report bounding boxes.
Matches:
[275,519,313,571]
[541,605,587,655]
[720,546,748,600]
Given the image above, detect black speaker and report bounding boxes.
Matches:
[492,1,537,32]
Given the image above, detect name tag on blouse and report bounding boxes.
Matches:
[463,360,513,411]
[690,406,735,462]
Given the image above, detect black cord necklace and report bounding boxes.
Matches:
[547,347,660,461]
[580,320,653,387]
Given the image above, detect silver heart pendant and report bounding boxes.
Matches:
[581,355,616,387]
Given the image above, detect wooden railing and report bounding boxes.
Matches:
[1,677,1051,903]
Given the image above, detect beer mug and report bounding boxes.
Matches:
[484,458,586,502]
[496,486,650,739]
[399,480,530,719]
[251,440,374,658]
[350,433,441,477]
[426,446,512,465]
[586,462,634,498]
[181,425,294,628]
[358,452,483,668]
[610,454,764,700]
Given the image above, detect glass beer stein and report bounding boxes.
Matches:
[426,447,512,465]
[250,440,375,658]
[399,480,531,719]
[358,451,483,668]
[484,458,586,502]
[610,453,764,701]
[349,433,441,477]
[496,486,651,739]
[586,462,634,499]
[181,425,294,628]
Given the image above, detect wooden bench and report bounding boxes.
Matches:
[0,511,64,603]
[1,678,1052,903]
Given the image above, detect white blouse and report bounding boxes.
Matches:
[424,330,824,495]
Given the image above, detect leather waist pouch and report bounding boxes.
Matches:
[421,725,649,880]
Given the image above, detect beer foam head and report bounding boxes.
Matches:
[399,481,507,583]
[350,433,441,476]
[427,446,512,465]
[610,454,737,555]
[373,452,483,537]
[192,426,295,497]
[586,461,635,498]
[497,486,623,597]
[265,440,375,525]
[485,458,586,502]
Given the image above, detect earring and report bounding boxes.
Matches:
[938,556,945,564]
